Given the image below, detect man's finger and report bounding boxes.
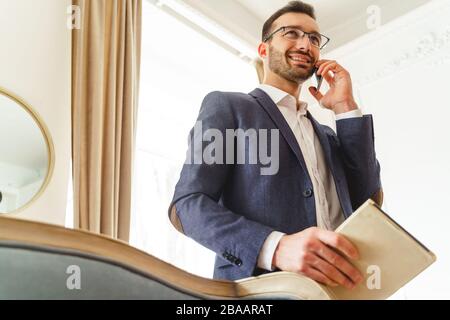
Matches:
[315,59,331,68]
[314,242,363,284]
[321,63,347,79]
[308,86,323,103]
[320,62,340,77]
[310,255,355,289]
[317,60,335,75]
[316,229,360,260]
[322,71,334,87]
[303,266,339,287]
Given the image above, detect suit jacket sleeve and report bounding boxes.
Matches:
[168,91,274,277]
[336,115,382,210]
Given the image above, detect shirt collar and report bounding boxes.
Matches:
[258,84,308,116]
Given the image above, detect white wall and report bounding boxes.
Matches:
[0,0,72,225]
[303,0,450,299]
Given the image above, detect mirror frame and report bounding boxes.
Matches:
[0,87,55,214]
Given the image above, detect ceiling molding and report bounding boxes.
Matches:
[323,0,450,88]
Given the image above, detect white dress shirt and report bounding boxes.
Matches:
[256,84,363,271]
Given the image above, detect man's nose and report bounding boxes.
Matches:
[293,35,312,52]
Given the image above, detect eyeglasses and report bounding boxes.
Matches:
[263,26,330,50]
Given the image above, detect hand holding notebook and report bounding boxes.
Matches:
[237,199,437,300]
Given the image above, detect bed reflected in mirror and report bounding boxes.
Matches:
[0,88,54,214]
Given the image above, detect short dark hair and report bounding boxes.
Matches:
[262,1,316,42]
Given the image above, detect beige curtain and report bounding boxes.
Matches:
[72,0,142,242]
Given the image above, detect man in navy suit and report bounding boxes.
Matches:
[168,1,381,289]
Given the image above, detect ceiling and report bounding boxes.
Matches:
[236,0,431,52]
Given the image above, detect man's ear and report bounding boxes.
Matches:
[258,43,267,58]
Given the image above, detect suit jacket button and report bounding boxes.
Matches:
[235,259,242,267]
[303,188,313,198]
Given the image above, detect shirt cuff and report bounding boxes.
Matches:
[335,109,363,121]
[257,231,285,271]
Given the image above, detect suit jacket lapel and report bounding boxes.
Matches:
[249,88,308,174]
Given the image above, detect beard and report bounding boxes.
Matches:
[268,45,315,83]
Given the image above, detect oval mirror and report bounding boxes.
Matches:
[0,88,54,214]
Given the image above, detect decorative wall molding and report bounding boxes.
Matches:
[356,26,450,87]
[326,0,450,88]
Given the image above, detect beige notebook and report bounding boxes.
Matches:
[237,199,437,300]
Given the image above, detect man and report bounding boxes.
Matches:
[168,1,381,290]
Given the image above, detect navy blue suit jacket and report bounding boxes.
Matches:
[168,88,381,281]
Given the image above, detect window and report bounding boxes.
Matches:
[130,1,259,278]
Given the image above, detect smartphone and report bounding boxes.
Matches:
[313,66,323,92]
